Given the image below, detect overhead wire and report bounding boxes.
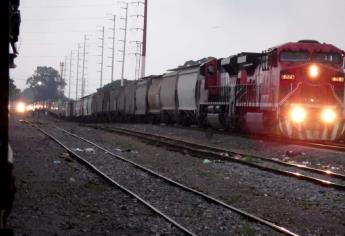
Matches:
[21,3,118,9]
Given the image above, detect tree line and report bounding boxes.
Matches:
[11,66,68,102]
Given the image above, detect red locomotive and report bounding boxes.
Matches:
[32,40,345,141]
[199,40,345,140]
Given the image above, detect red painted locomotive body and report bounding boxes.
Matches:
[199,40,345,140]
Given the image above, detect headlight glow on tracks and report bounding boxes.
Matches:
[290,107,306,123]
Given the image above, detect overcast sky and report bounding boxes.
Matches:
[11,0,345,99]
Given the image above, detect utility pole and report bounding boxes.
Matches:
[130,1,146,79]
[59,61,65,95]
[141,0,148,78]
[98,27,105,88]
[64,56,67,79]
[59,61,64,82]
[119,3,129,87]
[136,42,142,79]
[63,56,67,96]
[129,41,142,80]
[75,44,81,100]
[68,50,73,99]
[109,15,116,83]
[81,35,88,97]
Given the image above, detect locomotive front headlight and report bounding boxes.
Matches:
[16,102,26,113]
[290,107,306,123]
[321,109,336,123]
[308,64,319,78]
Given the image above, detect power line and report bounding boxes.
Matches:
[22,55,65,58]
[23,30,96,34]
[22,3,117,9]
[25,17,106,21]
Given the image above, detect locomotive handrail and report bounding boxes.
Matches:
[279,82,303,106]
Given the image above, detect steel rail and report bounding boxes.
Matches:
[301,141,345,152]
[129,123,345,153]
[90,125,345,191]
[47,125,299,236]
[28,122,196,236]
[114,128,345,181]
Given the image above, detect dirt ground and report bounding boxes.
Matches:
[7,118,182,235]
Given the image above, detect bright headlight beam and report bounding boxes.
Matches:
[309,64,319,78]
[16,102,26,113]
[321,109,336,123]
[290,107,306,123]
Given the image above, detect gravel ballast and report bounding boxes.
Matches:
[8,119,184,235]
[40,118,345,235]
[44,124,281,235]
[110,123,345,175]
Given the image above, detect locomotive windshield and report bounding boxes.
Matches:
[311,52,341,64]
[279,51,309,62]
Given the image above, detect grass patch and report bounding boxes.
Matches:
[241,223,256,236]
[224,195,242,205]
[244,155,255,163]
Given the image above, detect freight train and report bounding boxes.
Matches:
[31,40,345,141]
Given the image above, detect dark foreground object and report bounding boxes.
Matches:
[7,119,180,235]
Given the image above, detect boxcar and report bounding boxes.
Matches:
[109,87,121,120]
[86,94,93,117]
[81,96,88,118]
[117,86,126,117]
[80,94,93,120]
[147,76,163,122]
[135,78,150,118]
[73,100,81,118]
[176,66,200,124]
[160,71,178,123]
[124,81,137,120]
[102,89,111,121]
[66,101,74,118]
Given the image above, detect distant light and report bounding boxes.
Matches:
[16,102,26,113]
[37,81,42,86]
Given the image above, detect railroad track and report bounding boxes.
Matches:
[126,123,345,153]
[24,120,297,236]
[299,141,345,152]
[86,125,345,191]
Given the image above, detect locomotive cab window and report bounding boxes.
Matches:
[280,51,309,62]
[311,52,341,64]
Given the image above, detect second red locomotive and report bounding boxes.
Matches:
[199,40,345,140]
